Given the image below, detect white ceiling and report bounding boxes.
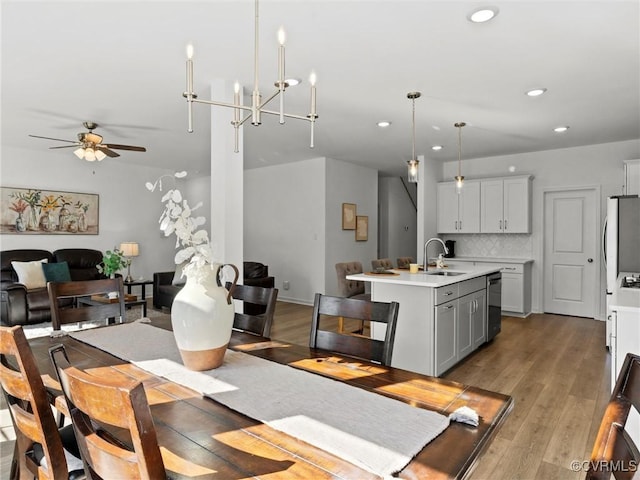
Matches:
[2,0,639,178]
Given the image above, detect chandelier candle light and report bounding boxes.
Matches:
[454,122,466,193]
[407,92,421,183]
[183,0,318,153]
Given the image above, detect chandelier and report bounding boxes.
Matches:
[183,0,318,153]
[407,92,421,183]
[454,122,466,192]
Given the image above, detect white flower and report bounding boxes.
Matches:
[147,172,216,282]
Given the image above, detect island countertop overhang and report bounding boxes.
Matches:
[346,265,502,288]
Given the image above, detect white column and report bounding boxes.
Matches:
[416,154,439,264]
[210,80,244,281]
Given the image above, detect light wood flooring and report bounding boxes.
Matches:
[1,302,610,479]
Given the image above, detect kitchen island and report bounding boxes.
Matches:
[347,265,500,376]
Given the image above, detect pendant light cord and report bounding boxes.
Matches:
[412,97,416,161]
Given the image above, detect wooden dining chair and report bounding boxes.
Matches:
[49,344,166,480]
[227,283,279,338]
[47,277,126,330]
[309,293,400,366]
[587,352,640,480]
[0,325,84,480]
[397,257,415,269]
[371,258,394,271]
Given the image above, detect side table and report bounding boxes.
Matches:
[123,279,153,309]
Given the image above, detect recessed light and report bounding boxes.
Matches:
[432,145,443,151]
[468,6,499,23]
[553,126,569,133]
[526,88,547,97]
[377,121,391,128]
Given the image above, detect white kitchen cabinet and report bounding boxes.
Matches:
[435,300,458,374]
[437,181,480,234]
[480,176,532,233]
[624,159,640,195]
[471,290,487,350]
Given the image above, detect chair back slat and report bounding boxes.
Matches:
[588,353,640,480]
[48,278,125,330]
[228,283,278,337]
[0,326,69,479]
[309,293,399,366]
[50,345,166,480]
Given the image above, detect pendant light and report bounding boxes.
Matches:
[454,122,466,193]
[407,92,421,183]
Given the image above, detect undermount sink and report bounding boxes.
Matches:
[424,270,467,276]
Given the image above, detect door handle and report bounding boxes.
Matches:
[587,258,593,263]
[499,220,502,230]
[504,219,508,230]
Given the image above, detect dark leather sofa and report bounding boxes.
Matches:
[0,248,105,326]
[153,261,275,313]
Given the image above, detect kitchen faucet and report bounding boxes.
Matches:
[423,238,449,271]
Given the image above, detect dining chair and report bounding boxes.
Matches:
[587,352,640,480]
[227,283,279,337]
[0,325,84,480]
[397,257,415,269]
[309,293,400,366]
[47,277,126,330]
[371,258,394,271]
[334,262,371,334]
[49,344,167,480]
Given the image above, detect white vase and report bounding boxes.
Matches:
[171,263,239,370]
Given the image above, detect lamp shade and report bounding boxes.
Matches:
[119,242,139,257]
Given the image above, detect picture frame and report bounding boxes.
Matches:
[356,215,368,241]
[342,202,357,230]
[0,186,99,235]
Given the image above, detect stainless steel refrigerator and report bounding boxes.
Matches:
[604,195,640,346]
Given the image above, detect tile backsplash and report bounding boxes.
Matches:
[442,234,533,258]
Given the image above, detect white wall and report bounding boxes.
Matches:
[244,156,378,304]
[379,177,417,263]
[440,139,640,319]
[0,145,207,293]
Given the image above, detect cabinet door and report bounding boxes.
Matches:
[435,301,457,375]
[472,290,487,349]
[480,179,504,233]
[625,160,640,196]
[458,181,481,233]
[437,182,459,233]
[458,294,474,360]
[501,272,523,313]
[503,177,531,233]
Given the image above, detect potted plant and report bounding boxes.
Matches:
[97,248,128,279]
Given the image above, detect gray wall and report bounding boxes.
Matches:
[378,177,417,263]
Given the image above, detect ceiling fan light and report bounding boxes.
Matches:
[95,150,107,161]
[74,148,85,159]
[84,148,96,161]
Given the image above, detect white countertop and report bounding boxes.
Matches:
[347,265,501,288]
[611,272,640,312]
[445,256,534,264]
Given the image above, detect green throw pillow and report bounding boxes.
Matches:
[42,261,72,282]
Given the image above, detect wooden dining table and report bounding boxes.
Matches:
[27,318,513,479]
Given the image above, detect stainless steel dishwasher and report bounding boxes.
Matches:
[486,272,502,341]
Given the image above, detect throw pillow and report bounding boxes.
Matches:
[42,261,72,282]
[11,259,49,289]
[172,262,187,286]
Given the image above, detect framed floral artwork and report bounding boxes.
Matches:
[342,203,356,230]
[0,186,99,235]
[356,215,368,241]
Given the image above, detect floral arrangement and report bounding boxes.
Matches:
[147,171,215,282]
[8,199,28,215]
[97,248,128,278]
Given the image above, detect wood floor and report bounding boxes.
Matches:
[1,302,610,479]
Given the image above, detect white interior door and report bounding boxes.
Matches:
[543,188,598,317]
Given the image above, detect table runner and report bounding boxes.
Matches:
[70,322,449,477]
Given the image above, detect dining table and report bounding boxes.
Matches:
[27,317,513,479]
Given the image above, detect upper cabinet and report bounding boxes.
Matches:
[437,175,533,234]
[624,160,640,196]
[480,176,532,234]
[437,181,480,233]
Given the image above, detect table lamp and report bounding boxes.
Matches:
[119,242,139,283]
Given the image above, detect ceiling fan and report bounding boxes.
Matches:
[29,121,147,161]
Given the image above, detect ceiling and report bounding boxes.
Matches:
[2,0,638,178]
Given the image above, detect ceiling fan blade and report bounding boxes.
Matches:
[102,144,146,152]
[49,145,80,149]
[29,134,77,143]
[96,146,120,158]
